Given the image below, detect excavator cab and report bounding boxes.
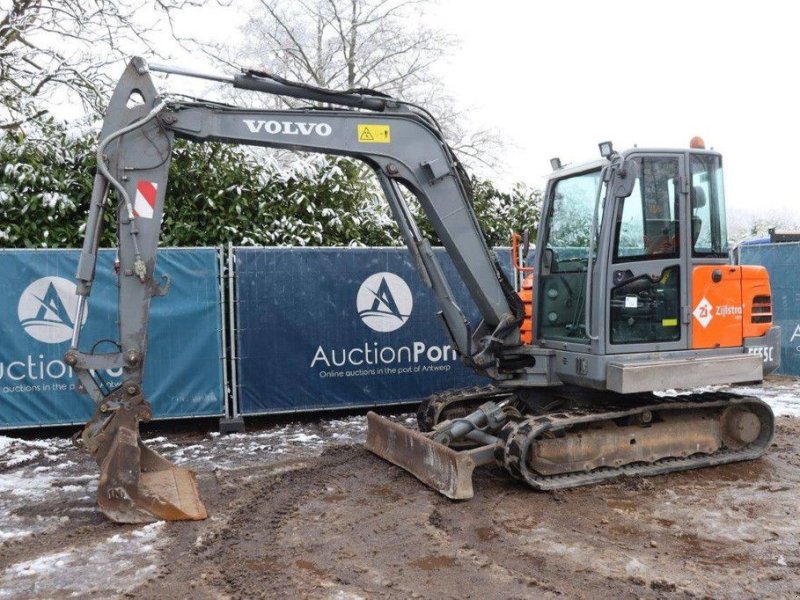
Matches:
[534,143,778,386]
[538,150,690,351]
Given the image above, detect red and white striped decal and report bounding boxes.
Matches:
[133,180,158,219]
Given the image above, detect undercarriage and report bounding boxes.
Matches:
[366,385,775,498]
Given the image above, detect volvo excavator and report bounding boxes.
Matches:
[68,57,780,522]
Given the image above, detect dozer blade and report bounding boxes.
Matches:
[365,412,492,500]
[85,399,207,524]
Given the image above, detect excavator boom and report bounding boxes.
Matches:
[69,57,524,522]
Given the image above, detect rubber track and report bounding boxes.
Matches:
[498,391,775,491]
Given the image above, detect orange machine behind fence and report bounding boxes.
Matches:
[519,274,534,344]
[511,233,535,344]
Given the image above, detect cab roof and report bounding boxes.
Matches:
[545,147,722,181]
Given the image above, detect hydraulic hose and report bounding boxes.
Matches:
[96,100,167,281]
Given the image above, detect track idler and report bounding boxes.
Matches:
[77,384,207,523]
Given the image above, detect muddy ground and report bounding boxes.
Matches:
[1,382,800,599]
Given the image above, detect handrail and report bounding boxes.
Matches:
[511,233,535,273]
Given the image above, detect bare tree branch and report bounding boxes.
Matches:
[0,0,214,130]
[152,0,499,166]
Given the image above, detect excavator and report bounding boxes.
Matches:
[67,57,780,522]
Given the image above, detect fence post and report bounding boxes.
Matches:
[219,243,245,433]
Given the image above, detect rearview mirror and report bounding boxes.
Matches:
[609,157,639,198]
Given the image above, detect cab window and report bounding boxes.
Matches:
[613,157,680,262]
[538,169,603,342]
[691,155,728,257]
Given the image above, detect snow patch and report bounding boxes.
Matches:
[287,433,322,444]
[625,557,648,575]
[4,450,39,467]
[0,514,34,541]
[0,523,165,599]
[731,383,800,417]
[55,484,85,493]
[330,591,366,600]
[657,380,800,418]
[0,471,56,497]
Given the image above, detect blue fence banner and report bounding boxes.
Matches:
[235,247,514,414]
[0,248,225,429]
[741,242,800,376]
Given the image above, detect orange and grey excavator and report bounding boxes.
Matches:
[69,57,779,522]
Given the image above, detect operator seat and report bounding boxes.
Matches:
[691,186,707,246]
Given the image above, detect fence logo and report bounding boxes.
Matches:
[791,324,800,353]
[357,272,413,332]
[17,277,87,344]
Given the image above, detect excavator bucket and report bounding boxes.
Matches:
[83,400,207,524]
[365,411,492,500]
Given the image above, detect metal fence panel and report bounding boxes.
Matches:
[235,247,514,414]
[741,242,800,376]
[0,248,225,429]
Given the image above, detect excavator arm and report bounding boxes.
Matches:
[68,57,523,522]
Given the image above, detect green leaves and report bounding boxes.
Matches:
[469,178,543,247]
[0,121,542,249]
[0,119,99,248]
[159,141,400,247]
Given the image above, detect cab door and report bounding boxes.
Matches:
[603,154,690,354]
[687,152,742,349]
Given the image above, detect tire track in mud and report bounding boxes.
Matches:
[133,446,659,599]
[4,414,800,598]
[132,450,359,599]
[133,419,800,599]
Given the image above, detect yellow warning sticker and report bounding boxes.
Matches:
[662,318,678,327]
[358,124,391,143]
